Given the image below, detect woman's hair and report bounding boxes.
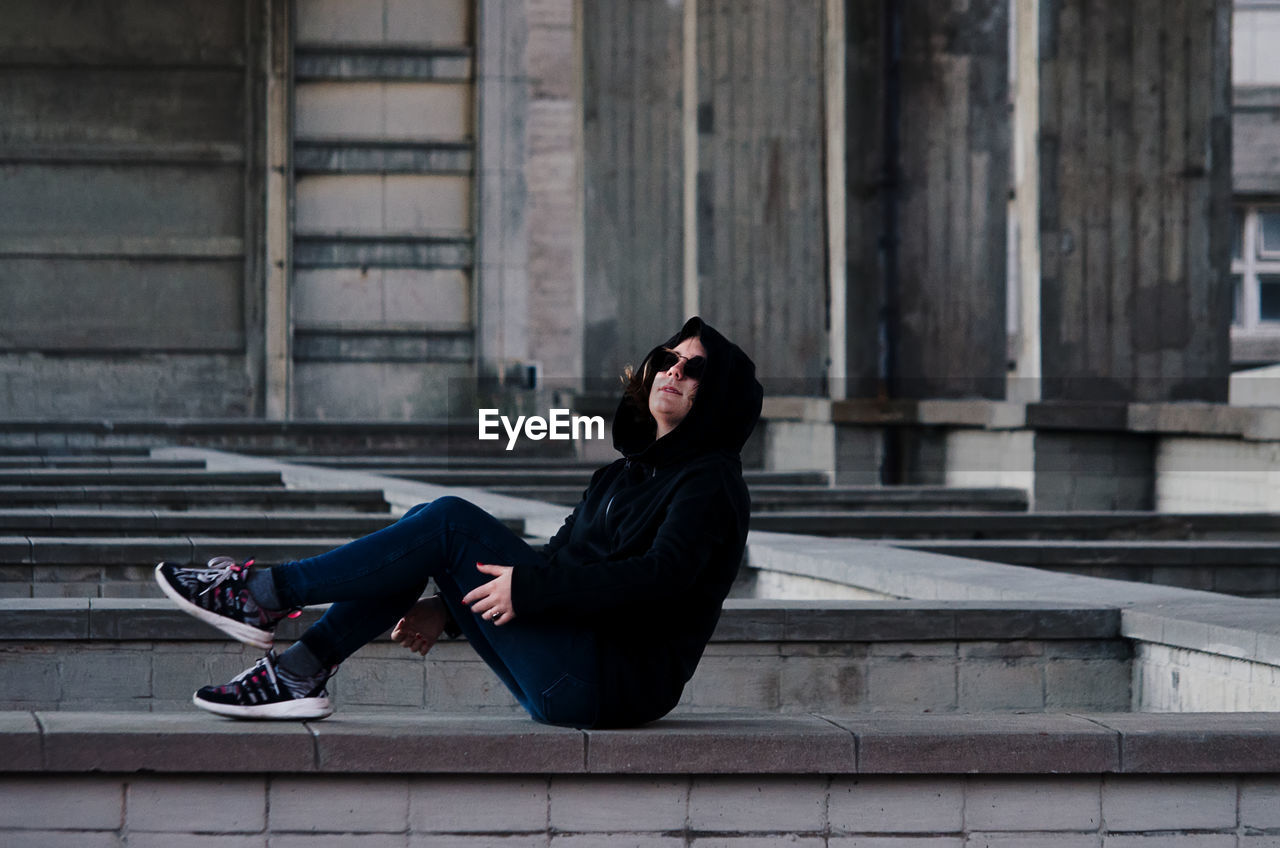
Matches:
[621,334,702,414]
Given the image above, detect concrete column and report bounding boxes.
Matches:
[1036,0,1233,403]
[844,0,1012,401]
[263,0,293,419]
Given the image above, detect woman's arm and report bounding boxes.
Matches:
[510,467,744,619]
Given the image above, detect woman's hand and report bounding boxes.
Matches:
[391,595,449,656]
[462,562,516,625]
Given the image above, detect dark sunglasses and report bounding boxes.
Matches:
[652,347,707,380]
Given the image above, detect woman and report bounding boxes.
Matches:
[155,316,763,728]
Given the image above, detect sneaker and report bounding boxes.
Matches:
[193,650,334,720]
[154,556,298,650]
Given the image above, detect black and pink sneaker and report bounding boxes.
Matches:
[154,556,298,650]
[194,650,334,720]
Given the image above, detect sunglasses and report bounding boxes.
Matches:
[652,347,707,380]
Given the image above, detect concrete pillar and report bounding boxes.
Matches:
[1036,0,1233,403]
[844,0,1012,401]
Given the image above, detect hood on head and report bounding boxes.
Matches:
[613,316,764,464]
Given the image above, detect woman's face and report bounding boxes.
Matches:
[648,335,707,439]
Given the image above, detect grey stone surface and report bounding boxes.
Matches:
[828,775,964,833]
[128,774,267,833]
[37,711,316,772]
[1122,600,1280,663]
[0,711,43,770]
[0,597,88,638]
[583,714,856,774]
[309,714,583,773]
[1086,712,1280,772]
[828,714,1119,774]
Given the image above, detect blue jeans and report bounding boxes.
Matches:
[271,496,601,728]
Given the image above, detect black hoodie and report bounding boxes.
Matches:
[510,317,764,727]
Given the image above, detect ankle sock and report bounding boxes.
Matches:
[276,642,329,698]
[246,567,282,611]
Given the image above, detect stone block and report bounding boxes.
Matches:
[270,836,406,848]
[1100,776,1236,831]
[424,659,521,710]
[779,656,866,712]
[39,712,315,772]
[957,661,1045,711]
[127,775,266,833]
[550,777,687,832]
[827,776,963,833]
[555,838,684,848]
[680,657,780,711]
[1240,777,1280,828]
[963,777,1100,831]
[1089,712,1280,772]
[714,602,787,640]
[688,775,826,833]
[1044,661,1131,710]
[89,597,220,640]
[60,651,150,701]
[694,839,826,848]
[413,838,546,848]
[831,714,1119,774]
[964,837,1101,848]
[828,840,964,848]
[0,712,42,770]
[125,835,265,848]
[0,775,122,828]
[411,776,547,833]
[311,714,583,773]
[864,659,957,711]
[269,776,409,833]
[386,0,472,46]
[2,833,123,848]
[585,714,855,774]
[0,651,60,701]
[1101,837,1234,848]
[332,657,425,707]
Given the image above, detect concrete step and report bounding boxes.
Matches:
[0,486,391,511]
[387,469,834,487]
[746,510,1280,538]
[0,598,1126,714]
[0,469,284,487]
[505,485,1031,511]
[0,445,151,457]
[0,509,401,537]
[0,457,207,470]
[0,419,576,458]
[876,539,1280,597]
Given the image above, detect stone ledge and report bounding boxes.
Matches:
[757,396,1280,442]
[0,598,1121,643]
[1122,600,1280,665]
[6,711,1280,775]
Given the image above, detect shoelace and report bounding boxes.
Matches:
[230,653,281,693]
[190,556,255,599]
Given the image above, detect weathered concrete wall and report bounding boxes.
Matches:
[845,0,1011,400]
[0,0,267,417]
[1037,0,1233,403]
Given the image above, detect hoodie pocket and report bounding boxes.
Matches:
[538,673,600,728]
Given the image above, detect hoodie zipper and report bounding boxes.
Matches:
[605,459,654,524]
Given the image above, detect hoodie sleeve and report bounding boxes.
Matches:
[510,465,742,618]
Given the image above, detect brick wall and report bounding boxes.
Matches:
[2,772,1275,845]
[0,636,1131,715]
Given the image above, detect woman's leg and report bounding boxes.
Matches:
[273,496,601,727]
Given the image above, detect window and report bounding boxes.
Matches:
[1231,204,1280,328]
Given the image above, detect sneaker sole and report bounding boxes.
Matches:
[153,562,274,651]
[192,691,333,720]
